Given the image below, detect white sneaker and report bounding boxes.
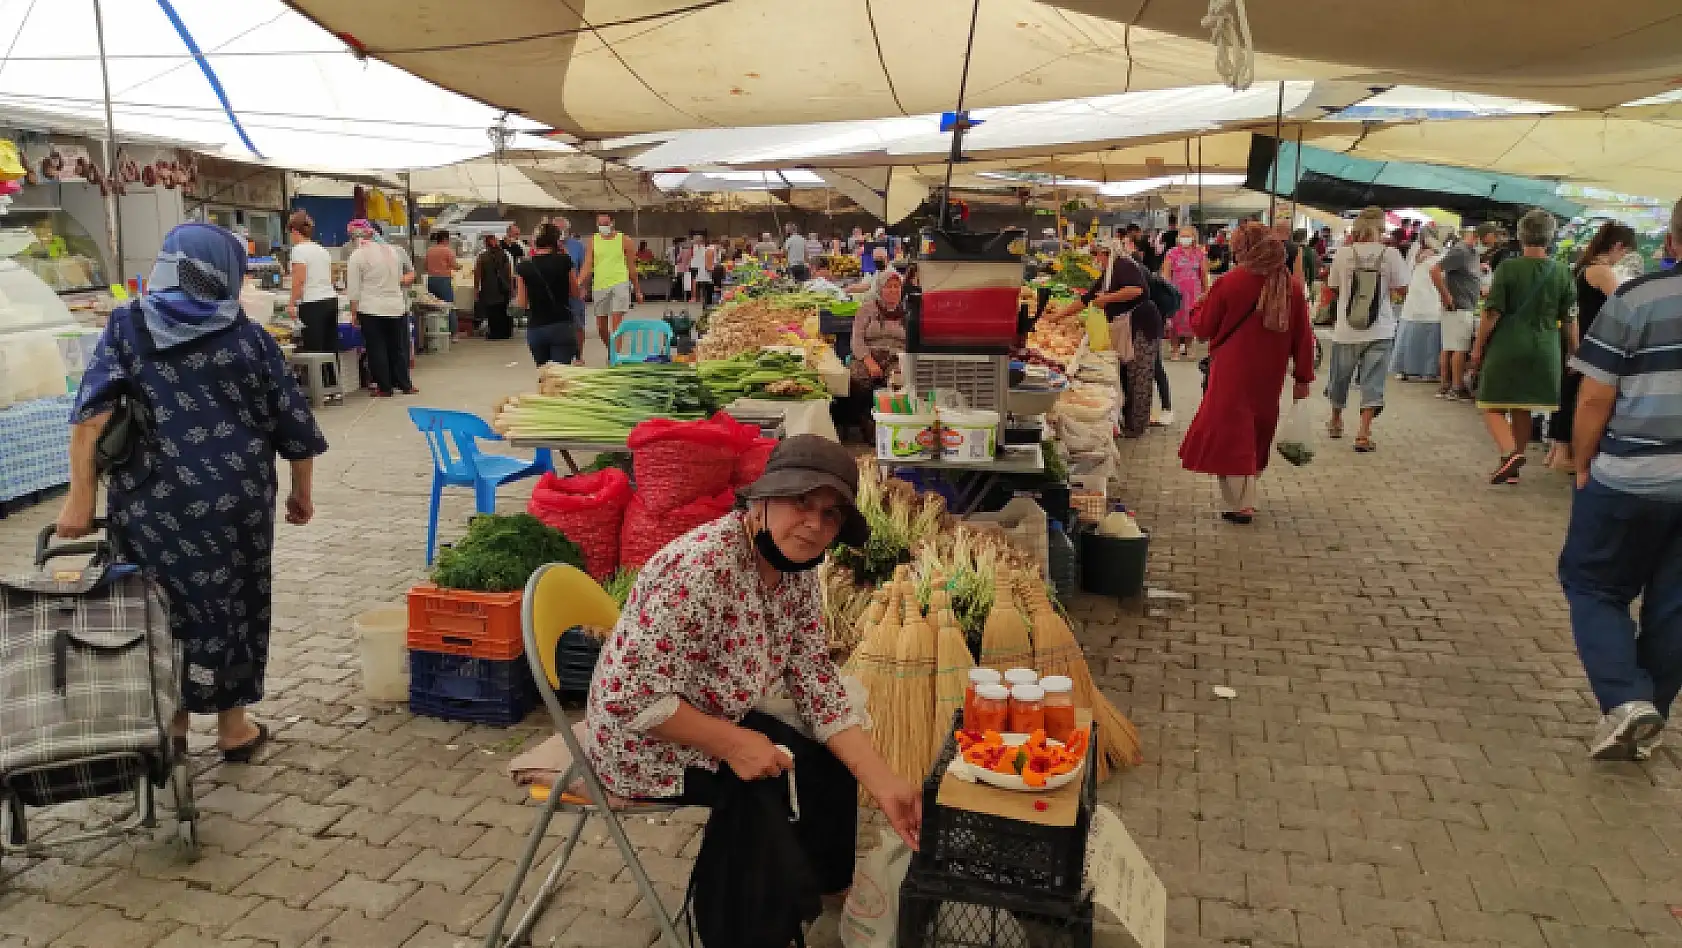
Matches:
[1151,410,1175,427]
[1590,701,1665,761]
[1638,728,1665,760]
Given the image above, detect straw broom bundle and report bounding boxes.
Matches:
[844,581,903,759]
[932,601,975,758]
[980,570,1035,672]
[1017,576,1142,779]
[881,584,940,788]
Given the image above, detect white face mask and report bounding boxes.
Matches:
[1178,236,1195,246]
[598,224,612,236]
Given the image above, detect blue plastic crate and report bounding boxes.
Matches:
[408,650,536,726]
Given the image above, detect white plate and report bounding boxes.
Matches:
[954,733,1085,793]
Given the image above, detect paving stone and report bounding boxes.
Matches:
[67,874,189,918]
[247,827,346,869]
[256,796,350,836]
[151,929,260,948]
[321,839,420,882]
[390,818,487,858]
[390,849,494,893]
[222,900,338,948]
[196,786,283,822]
[5,860,113,901]
[310,874,420,920]
[394,789,478,824]
[145,887,263,929]
[398,924,479,948]
[391,884,501,935]
[0,893,88,944]
[49,907,173,946]
[304,910,424,948]
[553,912,661,948]
[235,861,346,907]
[325,808,415,847]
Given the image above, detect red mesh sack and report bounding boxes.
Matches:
[526,468,633,579]
[627,413,759,513]
[620,488,736,568]
[734,437,777,487]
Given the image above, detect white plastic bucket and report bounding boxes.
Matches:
[356,606,410,702]
[873,411,936,460]
[938,410,999,463]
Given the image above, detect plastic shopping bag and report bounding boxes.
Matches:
[840,828,912,948]
[1082,307,1112,352]
[1275,399,1316,466]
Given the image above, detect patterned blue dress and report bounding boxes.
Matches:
[72,304,328,714]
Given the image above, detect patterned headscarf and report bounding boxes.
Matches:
[1232,221,1291,333]
[869,268,907,317]
[140,222,248,350]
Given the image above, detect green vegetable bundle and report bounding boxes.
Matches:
[495,363,715,442]
[696,351,829,401]
[432,514,585,593]
[602,566,639,608]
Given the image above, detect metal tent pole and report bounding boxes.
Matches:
[938,0,983,230]
[1196,136,1204,230]
[1288,125,1304,229]
[92,0,124,280]
[1267,80,1285,225]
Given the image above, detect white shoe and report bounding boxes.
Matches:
[1590,701,1665,761]
[1155,410,1175,426]
[1637,729,1664,760]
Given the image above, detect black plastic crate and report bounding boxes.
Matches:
[914,711,1097,893]
[409,650,536,726]
[899,863,1093,948]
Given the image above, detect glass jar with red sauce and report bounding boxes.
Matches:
[967,683,1010,733]
[1009,683,1045,734]
[1039,674,1076,744]
[963,668,1002,729]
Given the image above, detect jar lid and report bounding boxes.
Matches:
[1003,668,1039,685]
[1010,683,1045,702]
[967,668,1002,685]
[974,683,1010,701]
[1039,675,1073,693]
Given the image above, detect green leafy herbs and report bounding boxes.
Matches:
[582,451,633,476]
[602,566,639,608]
[1041,442,1069,482]
[432,514,585,593]
[695,350,828,402]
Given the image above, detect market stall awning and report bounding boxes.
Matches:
[282,0,1682,137]
[405,161,571,210]
[0,0,554,171]
[1245,138,1583,218]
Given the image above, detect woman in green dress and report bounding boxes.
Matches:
[1471,209,1577,485]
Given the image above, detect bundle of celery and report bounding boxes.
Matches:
[494,364,713,441]
[696,351,829,402]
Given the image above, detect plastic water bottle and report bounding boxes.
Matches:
[1047,520,1079,601]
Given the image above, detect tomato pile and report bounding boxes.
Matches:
[955,728,1088,788]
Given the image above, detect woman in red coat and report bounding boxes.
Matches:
[1178,222,1316,524]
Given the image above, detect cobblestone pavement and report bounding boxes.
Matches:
[1,318,1679,947]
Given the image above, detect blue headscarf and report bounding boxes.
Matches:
[140,222,248,350]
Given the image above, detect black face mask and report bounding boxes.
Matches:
[751,503,826,573]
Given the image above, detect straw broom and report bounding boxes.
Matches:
[844,581,903,777]
[882,583,939,789]
[932,599,975,759]
[1018,575,1142,779]
[980,570,1035,672]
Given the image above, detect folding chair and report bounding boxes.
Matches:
[481,563,687,948]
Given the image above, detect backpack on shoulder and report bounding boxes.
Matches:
[1344,246,1386,331]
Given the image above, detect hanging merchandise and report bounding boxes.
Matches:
[0,141,26,182]
[366,188,392,224]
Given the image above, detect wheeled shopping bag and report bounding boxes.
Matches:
[0,522,198,862]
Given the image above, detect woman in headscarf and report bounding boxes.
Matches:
[346,218,417,396]
[849,268,910,396]
[1547,221,1637,471]
[1178,222,1316,524]
[56,223,328,760]
[474,233,514,339]
[1071,238,1161,437]
[1161,224,1210,360]
[1390,224,1446,381]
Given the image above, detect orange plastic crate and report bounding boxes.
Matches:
[407,584,524,660]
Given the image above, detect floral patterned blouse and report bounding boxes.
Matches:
[583,510,860,798]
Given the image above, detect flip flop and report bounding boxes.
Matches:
[1490,452,1527,485]
[220,722,270,764]
[1326,423,1344,440]
[1354,437,1377,453]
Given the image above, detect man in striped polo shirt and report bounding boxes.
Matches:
[1560,198,1682,761]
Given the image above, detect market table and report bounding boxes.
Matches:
[879,444,1045,515]
[505,438,623,475]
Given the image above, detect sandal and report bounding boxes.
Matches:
[1354,436,1376,453]
[1326,422,1344,440]
[1220,510,1254,525]
[1490,452,1527,485]
[220,722,270,764]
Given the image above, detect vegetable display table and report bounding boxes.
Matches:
[879,444,1045,515]
[507,437,627,475]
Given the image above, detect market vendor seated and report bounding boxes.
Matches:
[849,268,909,396]
[583,436,921,938]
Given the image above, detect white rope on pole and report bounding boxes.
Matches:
[1201,0,1255,92]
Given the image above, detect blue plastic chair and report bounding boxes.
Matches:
[408,407,553,565]
[608,319,673,365]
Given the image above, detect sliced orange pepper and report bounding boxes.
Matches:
[1022,768,1046,788]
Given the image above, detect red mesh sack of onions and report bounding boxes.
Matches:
[626,412,759,513]
[526,468,633,579]
[619,487,737,568]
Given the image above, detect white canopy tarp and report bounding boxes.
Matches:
[619,82,1360,170]
[0,0,554,171]
[284,0,1682,137]
[405,161,570,209]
